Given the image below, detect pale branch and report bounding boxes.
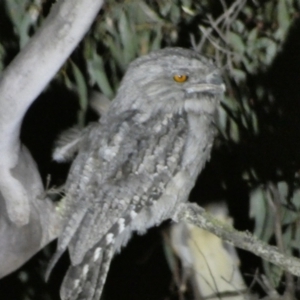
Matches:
[0,0,104,278]
[0,0,105,225]
[173,202,300,277]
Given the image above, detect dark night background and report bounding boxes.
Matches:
[0,0,300,299]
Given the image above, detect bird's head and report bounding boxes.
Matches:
[112,47,225,118]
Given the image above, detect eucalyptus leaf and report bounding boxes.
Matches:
[105,36,124,70]
[291,189,300,210]
[217,105,228,137]
[276,0,291,41]
[119,11,137,65]
[62,72,74,91]
[158,1,172,17]
[4,0,32,48]
[231,68,246,83]
[247,28,258,44]
[268,263,284,288]
[291,224,300,251]
[227,31,245,54]
[86,52,114,98]
[19,14,33,48]
[229,118,240,143]
[250,188,274,242]
[251,112,259,135]
[169,2,181,24]
[150,27,163,51]
[0,43,5,71]
[71,61,88,127]
[137,1,163,24]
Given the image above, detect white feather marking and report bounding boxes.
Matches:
[154,124,162,132]
[118,218,125,232]
[159,182,165,189]
[52,127,82,162]
[133,195,140,202]
[168,156,177,163]
[130,210,138,219]
[74,279,80,289]
[93,247,102,262]
[162,118,168,126]
[106,233,114,244]
[53,137,80,162]
[83,264,89,276]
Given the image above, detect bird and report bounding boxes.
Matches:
[46,47,225,300]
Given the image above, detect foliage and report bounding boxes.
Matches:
[1,0,300,299]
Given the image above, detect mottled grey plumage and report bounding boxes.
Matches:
[47,47,225,300]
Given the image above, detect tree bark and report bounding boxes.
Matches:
[0,0,104,278]
[173,202,300,277]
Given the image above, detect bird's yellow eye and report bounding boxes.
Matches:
[173,74,188,83]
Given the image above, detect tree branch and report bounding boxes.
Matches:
[0,0,104,278]
[173,203,300,277]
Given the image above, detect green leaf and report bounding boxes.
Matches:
[291,223,300,251]
[242,55,255,74]
[119,11,137,65]
[276,0,291,41]
[227,31,245,54]
[232,20,245,34]
[137,2,163,24]
[4,0,39,48]
[62,72,74,91]
[86,52,114,99]
[105,35,124,70]
[217,105,228,138]
[249,187,274,242]
[231,68,246,83]
[169,2,181,24]
[158,1,172,17]
[19,13,33,48]
[0,43,5,71]
[229,117,240,142]
[257,38,277,66]
[247,28,258,44]
[268,262,284,288]
[71,61,88,127]
[150,27,163,52]
[291,188,300,210]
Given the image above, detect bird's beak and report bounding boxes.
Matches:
[185,83,226,94]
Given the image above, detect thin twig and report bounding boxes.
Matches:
[173,203,300,278]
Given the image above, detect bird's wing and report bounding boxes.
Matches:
[69,111,189,264]
[60,111,189,300]
[46,111,188,279]
[60,240,115,300]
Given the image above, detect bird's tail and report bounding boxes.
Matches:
[60,243,114,300]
